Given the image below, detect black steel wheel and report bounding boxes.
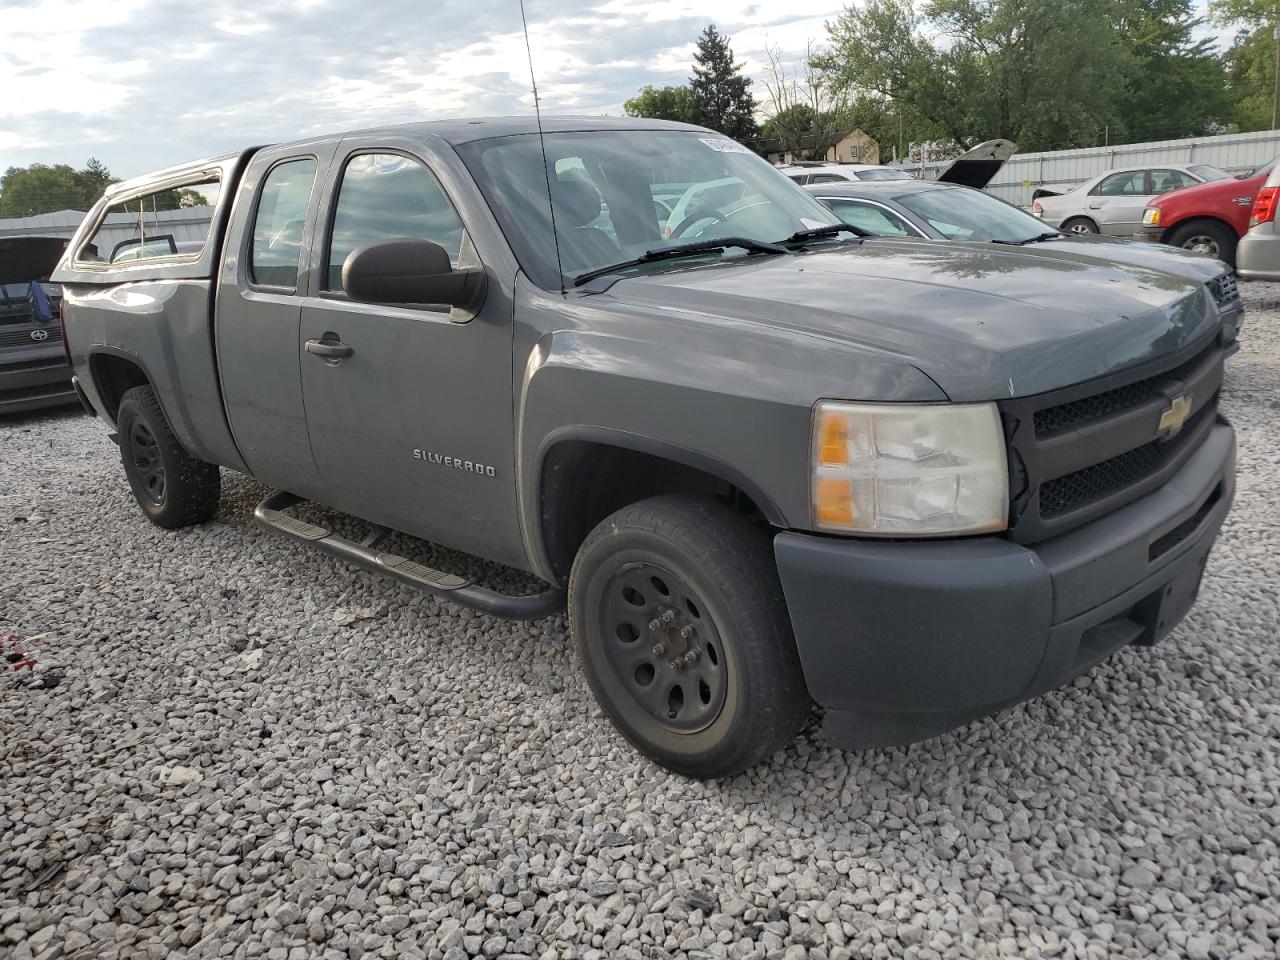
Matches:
[568,495,811,778]
[599,561,728,735]
[116,385,221,529]
[127,418,166,506]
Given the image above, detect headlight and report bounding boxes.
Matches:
[812,401,1008,536]
[1142,208,1161,226]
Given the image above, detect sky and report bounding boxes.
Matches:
[0,0,848,180]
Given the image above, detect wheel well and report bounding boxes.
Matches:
[539,441,769,583]
[1163,215,1234,242]
[89,353,150,424]
[1062,215,1096,229]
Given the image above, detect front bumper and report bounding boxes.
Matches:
[0,353,78,415]
[775,419,1235,749]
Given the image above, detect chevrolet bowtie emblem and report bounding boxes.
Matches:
[1158,393,1193,437]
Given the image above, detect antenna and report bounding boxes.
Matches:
[518,0,565,293]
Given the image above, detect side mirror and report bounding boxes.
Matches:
[342,238,485,309]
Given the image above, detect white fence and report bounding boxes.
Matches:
[0,207,215,254]
[898,129,1280,207]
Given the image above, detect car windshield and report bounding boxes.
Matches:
[895,186,1054,243]
[855,168,914,182]
[459,131,841,288]
[1188,164,1230,182]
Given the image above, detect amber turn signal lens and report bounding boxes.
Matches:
[818,410,849,465]
[815,478,854,525]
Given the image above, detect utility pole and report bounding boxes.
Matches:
[1273,26,1280,129]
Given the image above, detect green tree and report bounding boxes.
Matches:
[1223,25,1277,130]
[0,159,122,218]
[689,25,758,140]
[820,0,1132,152]
[624,84,696,123]
[1111,0,1232,141]
[1209,0,1280,23]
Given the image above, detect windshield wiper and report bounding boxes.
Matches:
[991,231,1064,246]
[779,222,871,246]
[571,237,788,287]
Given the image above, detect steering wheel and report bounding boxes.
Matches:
[668,207,727,239]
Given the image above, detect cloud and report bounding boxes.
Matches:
[0,0,844,179]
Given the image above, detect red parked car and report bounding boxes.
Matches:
[1135,159,1278,266]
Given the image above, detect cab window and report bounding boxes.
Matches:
[250,158,317,289]
[75,177,221,266]
[325,153,465,292]
[823,198,916,237]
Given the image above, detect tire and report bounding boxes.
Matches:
[568,495,810,778]
[1061,217,1099,235]
[1167,219,1238,266]
[116,385,220,529]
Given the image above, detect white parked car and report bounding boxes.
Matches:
[1032,164,1231,236]
[778,162,915,185]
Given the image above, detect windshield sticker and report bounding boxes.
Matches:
[699,138,752,155]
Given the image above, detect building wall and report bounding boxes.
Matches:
[0,207,215,253]
[825,132,880,165]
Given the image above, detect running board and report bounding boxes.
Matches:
[253,491,563,621]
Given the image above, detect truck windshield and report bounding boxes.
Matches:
[459,131,840,289]
[896,186,1058,243]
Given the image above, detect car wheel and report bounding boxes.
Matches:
[117,385,221,529]
[1061,217,1099,235]
[567,494,811,778]
[1167,219,1238,265]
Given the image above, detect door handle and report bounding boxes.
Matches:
[305,337,353,360]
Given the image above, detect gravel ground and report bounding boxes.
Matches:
[2,290,1279,960]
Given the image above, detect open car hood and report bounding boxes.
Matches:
[0,236,73,283]
[935,139,1016,189]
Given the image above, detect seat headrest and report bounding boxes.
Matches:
[552,179,602,227]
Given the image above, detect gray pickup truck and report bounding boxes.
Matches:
[55,118,1236,778]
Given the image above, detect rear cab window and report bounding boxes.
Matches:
[74,178,221,267]
[250,159,318,290]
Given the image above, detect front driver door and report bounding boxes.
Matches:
[297,139,523,567]
[1087,170,1152,235]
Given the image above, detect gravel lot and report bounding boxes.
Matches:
[3,288,1279,960]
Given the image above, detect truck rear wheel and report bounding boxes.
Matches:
[567,495,810,778]
[116,385,220,529]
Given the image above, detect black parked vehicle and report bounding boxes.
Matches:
[0,236,79,414]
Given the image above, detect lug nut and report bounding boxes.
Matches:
[648,619,661,632]
[683,650,699,665]
[680,626,694,640]
[669,660,683,672]
[661,609,676,623]
[651,643,666,657]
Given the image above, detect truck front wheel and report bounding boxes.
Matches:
[568,495,810,778]
[116,385,221,529]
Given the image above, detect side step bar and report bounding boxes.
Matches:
[253,491,564,621]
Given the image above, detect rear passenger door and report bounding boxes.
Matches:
[216,139,340,497]
[297,136,522,566]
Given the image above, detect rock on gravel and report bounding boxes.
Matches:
[3,289,1280,960]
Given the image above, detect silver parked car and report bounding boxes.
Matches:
[778,162,914,185]
[1235,161,1280,281]
[1033,164,1232,237]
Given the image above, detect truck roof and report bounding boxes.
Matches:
[104,116,704,199]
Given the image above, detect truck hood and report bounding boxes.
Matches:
[598,240,1214,402]
[956,235,1228,284]
[0,236,71,284]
